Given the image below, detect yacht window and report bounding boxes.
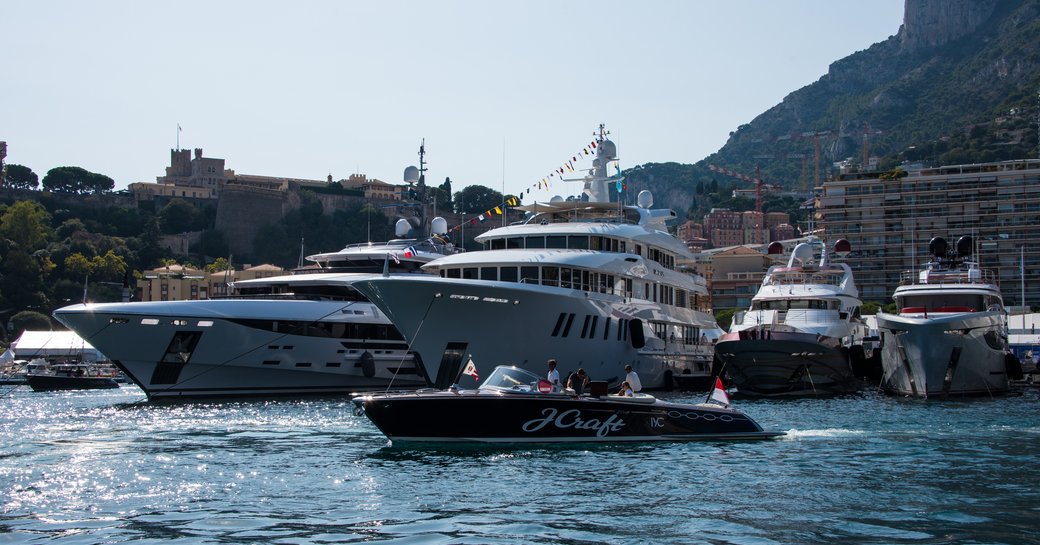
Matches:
[480,267,498,281]
[547,235,567,249]
[526,236,546,249]
[561,268,573,289]
[644,283,650,300]
[625,278,633,298]
[462,267,478,279]
[500,267,518,283]
[506,237,523,249]
[635,244,643,257]
[542,266,560,287]
[590,237,603,251]
[899,294,985,311]
[446,268,461,279]
[521,266,539,284]
[611,238,620,252]
[568,235,589,250]
[581,270,591,292]
[490,238,506,250]
[676,290,687,308]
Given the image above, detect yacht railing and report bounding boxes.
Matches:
[899,267,997,286]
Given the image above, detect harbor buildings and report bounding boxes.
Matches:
[817,159,1040,306]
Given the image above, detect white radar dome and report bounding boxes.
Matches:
[395,219,411,237]
[599,139,617,160]
[550,195,565,204]
[431,217,448,235]
[403,166,420,183]
[637,190,654,209]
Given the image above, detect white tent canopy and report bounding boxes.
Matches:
[9,330,105,362]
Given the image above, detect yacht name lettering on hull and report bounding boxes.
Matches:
[521,408,626,437]
[448,294,512,304]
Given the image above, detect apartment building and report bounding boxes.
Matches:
[817,159,1040,306]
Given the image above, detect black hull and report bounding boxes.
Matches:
[715,336,862,397]
[26,375,120,391]
[357,392,781,443]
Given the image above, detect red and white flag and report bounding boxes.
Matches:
[462,359,479,381]
[710,377,730,407]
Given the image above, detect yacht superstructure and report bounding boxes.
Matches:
[351,126,719,390]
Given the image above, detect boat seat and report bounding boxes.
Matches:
[603,393,657,401]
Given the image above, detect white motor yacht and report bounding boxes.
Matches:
[714,238,872,396]
[53,146,460,399]
[875,236,1014,398]
[350,126,719,390]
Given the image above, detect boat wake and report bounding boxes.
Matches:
[781,428,866,439]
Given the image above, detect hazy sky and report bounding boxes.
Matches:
[3,1,904,201]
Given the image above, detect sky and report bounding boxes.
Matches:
[3,1,905,202]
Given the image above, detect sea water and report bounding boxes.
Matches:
[1,384,1038,544]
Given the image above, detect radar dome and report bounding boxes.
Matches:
[599,139,617,160]
[403,166,420,183]
[928,237,948,258]
[956,235,973,257]
[637,190,653,209]
[431,217,448,235]
[767,241,784,255]
[550,195,564,204]
[833,239,851,257]
[395,219,411,237]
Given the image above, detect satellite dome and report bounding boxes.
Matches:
[550,195,564,203]
[403,166,420,183]
[431,217,448,235]
[767,241,784,255]
[637,190,653,209]
[599,139,617,160]
[956,235,973,257]
[833,239,851,257]
[928,237,948,258]
[395,219,411,237]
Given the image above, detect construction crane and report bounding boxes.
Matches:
[708,164,769,215]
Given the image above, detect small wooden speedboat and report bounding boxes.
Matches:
[353,365,783,444]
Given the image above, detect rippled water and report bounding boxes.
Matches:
[1,384,1038,544]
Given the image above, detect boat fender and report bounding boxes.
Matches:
[360,351,376,378]
[1005,352,1024,381]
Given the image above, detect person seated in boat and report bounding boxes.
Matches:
[546,359,561,392]
[618,381,634,397]
[623,364,642,392]
[566,368,590,396]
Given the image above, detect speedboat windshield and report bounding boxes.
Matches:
[478,365,543,392]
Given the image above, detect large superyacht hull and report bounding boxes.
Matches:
[351,276,714,390]
[53,300,426,399]
[714,331,861,396]
[876,311,1009,398]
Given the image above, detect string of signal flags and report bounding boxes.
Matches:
[445,137,622,234]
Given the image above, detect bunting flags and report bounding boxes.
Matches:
[390,253,400,265]
[444,136,613,233]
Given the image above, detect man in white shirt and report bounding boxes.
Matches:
[624,364,642,392]
[547,359,561,392]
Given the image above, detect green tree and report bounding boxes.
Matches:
[714,308,737,331]
[41,166,115,194]
[64,252,94,276]
[10,310,52,335]
[860,301,882,315]
[91,250,128,281]
[0,201,52,249]
[454,185,503,214]
[4,164,39,190]
[205,257,231,273]
[158,198,199,234]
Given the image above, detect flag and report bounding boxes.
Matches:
[710,377,730,407]
[403,246,417,258]
[463,358,479,381]
[493,206,502,215]
[390,253,400,264]
[478,214,486,223]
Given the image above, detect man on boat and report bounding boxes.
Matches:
[624,364,642,393]
[547,359,561,392]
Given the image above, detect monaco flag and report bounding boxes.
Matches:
[710,377,730,407]
[462,359,479,381]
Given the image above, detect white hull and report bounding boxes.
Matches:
[53,299,426,398]
[352,276,715,390]
[876,310,1009,397]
